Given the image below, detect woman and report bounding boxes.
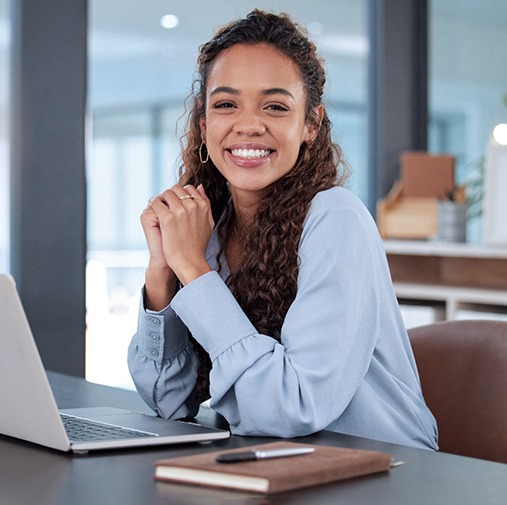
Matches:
[128,9,438,450]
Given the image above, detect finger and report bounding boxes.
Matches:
[196,184,205,198]
[182,184,203,202]
[169,184,192,198]
[140,205,160,227]
[195,184,210,203]
[179,184,209,206]
[142,202,159,214]
[157,185,194,207]
[194,184,214,229]
[148,195,170,212]
[143,199,159,216]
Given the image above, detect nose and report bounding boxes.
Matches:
[233,109,266,136]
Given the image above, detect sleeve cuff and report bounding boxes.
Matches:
[135,288,190,362]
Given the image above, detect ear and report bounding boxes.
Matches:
[199,115,207,142]
[304,105,324,143]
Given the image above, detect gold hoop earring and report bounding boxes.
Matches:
[199,141,209,164]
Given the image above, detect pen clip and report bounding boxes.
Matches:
[215,451,257,463]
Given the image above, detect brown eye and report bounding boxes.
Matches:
[265,103,289,112]
[214,101,236,109]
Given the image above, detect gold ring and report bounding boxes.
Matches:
[179,195,194,202]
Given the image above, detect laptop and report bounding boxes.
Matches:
[0,273,229,452]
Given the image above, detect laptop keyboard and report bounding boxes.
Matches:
[61,413,158,442]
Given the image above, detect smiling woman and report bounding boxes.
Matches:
[127,9,438,450]
[85,0,369,390]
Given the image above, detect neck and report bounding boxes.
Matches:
[229,190,259,232]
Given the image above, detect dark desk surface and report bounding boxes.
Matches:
[1,372,506,505]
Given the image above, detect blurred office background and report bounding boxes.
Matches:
[1,0,506,389]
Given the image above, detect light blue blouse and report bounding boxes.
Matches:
[128,187,438,450]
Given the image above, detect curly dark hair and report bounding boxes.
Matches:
[178,9,348,402]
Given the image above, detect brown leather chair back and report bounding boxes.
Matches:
[408,319,507,463]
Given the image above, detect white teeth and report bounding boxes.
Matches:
[231,148,270,158]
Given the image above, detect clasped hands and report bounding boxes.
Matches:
[141,184,214,288]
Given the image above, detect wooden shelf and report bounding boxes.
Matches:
[394,282,507,320]
[383,240,507,260]
[384,240,507,321]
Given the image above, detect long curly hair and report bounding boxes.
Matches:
[178,9,348,402]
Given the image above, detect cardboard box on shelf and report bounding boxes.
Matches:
[401,152,455,199]
[376,152,458,240]
[377,181,438,240]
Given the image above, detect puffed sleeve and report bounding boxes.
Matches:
[128,288,199,420]
[170,188,387,437]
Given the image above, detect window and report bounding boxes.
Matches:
[87,0,368,388]
[429,0,507,241]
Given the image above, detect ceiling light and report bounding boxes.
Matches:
[160,14,179,30]
[493,124,507,146]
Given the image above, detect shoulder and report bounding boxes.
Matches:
[311,186,367,211]
[305,186,375,231]
[300,186,384,258]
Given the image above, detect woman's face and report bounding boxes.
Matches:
[201,43,319,203]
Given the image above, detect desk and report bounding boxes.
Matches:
[1,373,506,505]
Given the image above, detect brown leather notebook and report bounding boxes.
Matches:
[154,441,393,494]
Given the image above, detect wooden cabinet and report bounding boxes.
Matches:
[384,240,507,321]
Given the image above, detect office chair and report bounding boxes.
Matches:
[408,319,507,464]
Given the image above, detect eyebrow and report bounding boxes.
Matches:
[209,86,295,100]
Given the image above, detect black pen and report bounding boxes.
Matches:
[216,447,315,463]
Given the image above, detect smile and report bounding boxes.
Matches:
[230,148,272,159]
